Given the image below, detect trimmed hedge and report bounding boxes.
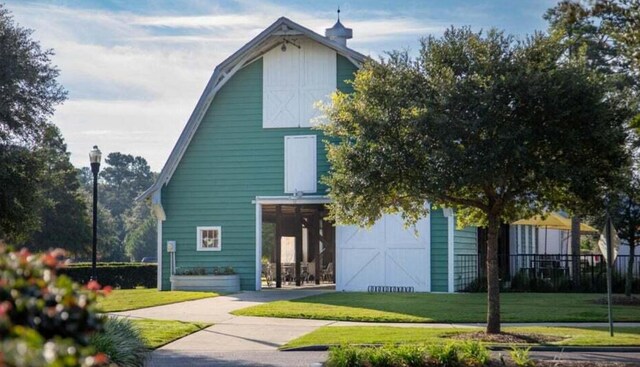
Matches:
[60,263,157,289]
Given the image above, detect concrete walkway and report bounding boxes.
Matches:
[113,289,333,366]
[111,290,640,366]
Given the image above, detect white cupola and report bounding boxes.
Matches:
[325,8,353,46]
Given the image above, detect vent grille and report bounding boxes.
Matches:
[367,285,414,293]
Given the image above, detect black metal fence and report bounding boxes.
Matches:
[455,253,640,292]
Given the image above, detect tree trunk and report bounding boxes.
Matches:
[571,216,581,290]
[626,240,635,297]
[486,213,501,334]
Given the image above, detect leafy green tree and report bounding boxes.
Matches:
[545,1,639,123]
[95,201,124,262]
[609,177,640,296]
[100,153,154,219]
[79,153,156,262]
[0,4,66,241]
[27,126,92,255]
[0,145,44,242]
[321,28,629,333]
[123,200,156,261]
[546,0,640,294]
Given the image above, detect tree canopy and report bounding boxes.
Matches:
[546,0,640,296]
[0,4,67,241]
[0,5,66,145]
[321,28,630,333]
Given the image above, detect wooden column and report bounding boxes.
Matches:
[295,205,303,286]
[275,205,282,288]
[311,210,321,284]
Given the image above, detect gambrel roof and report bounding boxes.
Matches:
[139,17,366,202]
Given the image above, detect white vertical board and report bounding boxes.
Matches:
[263,42,301,128]
[284,135,317,193]
[300,39,336,127]
[336,214,431,292]
[263,38,336,128]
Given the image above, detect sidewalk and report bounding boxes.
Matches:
[110,290,640,366]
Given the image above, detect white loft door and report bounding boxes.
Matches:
[284,135,317,193]
[263,38,336,128]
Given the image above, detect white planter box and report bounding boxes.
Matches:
[170,274,240,292]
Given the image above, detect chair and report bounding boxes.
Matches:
[321,262,334,283]
[261,262,274,288]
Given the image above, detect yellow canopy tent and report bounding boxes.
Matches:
[512,212,598,254]
[513,213,597,233]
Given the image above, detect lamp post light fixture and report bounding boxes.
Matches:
[89,145,102,281]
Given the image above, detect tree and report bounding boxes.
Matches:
[545,1,639,124]
[100,153,154,219]
[123,200,157,261]
[0,145,45,242]
[94,200,123,262]
[0,4,66,240]
[78,152,156,262]
[546,0,640,295]
[26,126,92,255]
[321,28,629,334]
[609,177,640,296]
[0,5,66,145]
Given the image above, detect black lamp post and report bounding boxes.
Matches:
[89,145,102,281]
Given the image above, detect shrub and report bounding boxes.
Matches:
[459,341,489,366]
[175,267,207,276]
[509,346,533,367]
[90,317,148,367]
[174,266,236,276]
[60,263,156,289]
[395,345,427,367]
[0,246,108,366]
[427,343,459,366]
[213,266,235,275]
[367,346,399,367]
[327,344,362,367]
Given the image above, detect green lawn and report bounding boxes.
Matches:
[98,288,219,312]
[233,292,640,323]
[130,319,211,349]
[284,326,640,349]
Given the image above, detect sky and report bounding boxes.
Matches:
[4,0,557,171]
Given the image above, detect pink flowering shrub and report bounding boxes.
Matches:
[0,246,108,366]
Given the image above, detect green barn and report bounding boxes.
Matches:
[140,17,478,293]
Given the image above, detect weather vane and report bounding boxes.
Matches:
[337,7,340,21]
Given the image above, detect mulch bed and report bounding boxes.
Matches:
[534,362,633,366]
[489,361,638,367]
[593,296,640,306]
[450,331,564,344]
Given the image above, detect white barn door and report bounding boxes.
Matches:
[336,214,431,292]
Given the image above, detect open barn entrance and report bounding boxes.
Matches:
[261,204,335,288]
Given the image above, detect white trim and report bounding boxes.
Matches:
[252,195,330,205]
[151,190,166,221]
[196,226,222,251]
[157,219,162,290]
[255,202,262,290]
[284,135,317,194]
[426,209,432,292]
[447,212,455,293]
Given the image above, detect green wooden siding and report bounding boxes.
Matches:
[454,221,478,291]
[160,54,358,290]
[430,209,448,292]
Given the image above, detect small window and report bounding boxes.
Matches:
[197,226,222,251]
